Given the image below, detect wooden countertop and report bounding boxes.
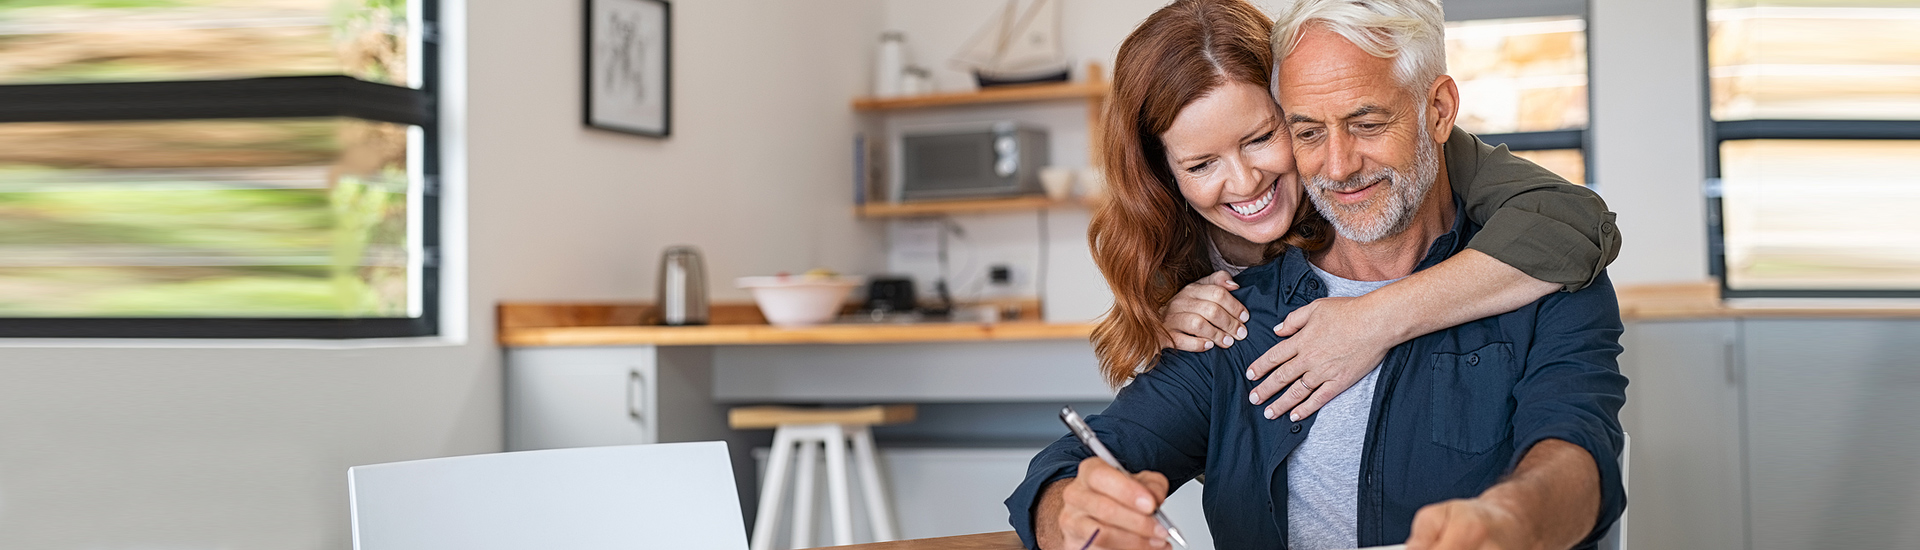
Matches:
[1616,281,1920,321]
[500,320,1096,347]
[497,301,1094,347]
[500,283,1920,347]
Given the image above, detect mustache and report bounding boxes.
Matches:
[1307,167,1399,193]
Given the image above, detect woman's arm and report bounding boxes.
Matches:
[1244,139,1620,420]
[1245,250,1555,420]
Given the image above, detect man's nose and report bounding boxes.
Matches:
[1322,131,1361,183]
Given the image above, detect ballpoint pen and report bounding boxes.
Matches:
[1058,406,1190,549]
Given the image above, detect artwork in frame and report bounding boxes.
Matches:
[585,0,671,137]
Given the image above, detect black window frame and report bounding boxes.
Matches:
[1699,0,1920,299]
[1444,3,1596,189]
[0,1,442,338]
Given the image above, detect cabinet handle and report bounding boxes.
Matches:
[1723,337,1740,386]
[627,369,647,422]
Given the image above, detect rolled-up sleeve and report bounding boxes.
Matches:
[1005,350,1216,550]
[1456,146,1622,292]
[1509,272,1630,547]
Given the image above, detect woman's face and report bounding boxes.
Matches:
[1159,80,1300,246]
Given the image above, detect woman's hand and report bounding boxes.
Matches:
[1037,457,1173,550]
[1243,296,1396,421]
[1159,271,1249,352]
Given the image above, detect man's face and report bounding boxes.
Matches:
[1275,26,1444,243]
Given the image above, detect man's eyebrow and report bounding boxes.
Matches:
[1288,105,1392,126]
[1345,105,1390,119]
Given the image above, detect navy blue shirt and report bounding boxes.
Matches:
[1006,201,1628,549]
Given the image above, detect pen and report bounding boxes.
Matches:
[1058,406,1190,549]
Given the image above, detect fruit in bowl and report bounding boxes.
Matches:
[736,271,863,327]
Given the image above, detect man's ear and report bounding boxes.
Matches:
[1425,75,1460,142]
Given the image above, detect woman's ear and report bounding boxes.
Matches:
[1425,75,1460,142]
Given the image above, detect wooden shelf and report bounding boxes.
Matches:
[856,196,1087,217]
[852,81,1107,111]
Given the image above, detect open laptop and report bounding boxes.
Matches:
[349,441,747,550]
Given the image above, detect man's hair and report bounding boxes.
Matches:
[1269,0,1447,96]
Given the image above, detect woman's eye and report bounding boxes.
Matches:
[1184,160,1212,174]
[1248,131,1274,145]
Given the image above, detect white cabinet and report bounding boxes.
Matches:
[1618,320,1747,550]
[505,346,656,449]
[1743,319,1920,550]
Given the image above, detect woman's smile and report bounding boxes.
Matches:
[1224,184,1278,220]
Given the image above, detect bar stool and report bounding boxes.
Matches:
[730,404,915,550]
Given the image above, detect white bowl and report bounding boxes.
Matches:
[736,276,862,327]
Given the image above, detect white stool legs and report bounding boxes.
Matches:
[749,423,897,550]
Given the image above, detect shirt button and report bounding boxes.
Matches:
[1468,354,1480,366]
[1307,279,1319,289]
[1290,424,1302,434]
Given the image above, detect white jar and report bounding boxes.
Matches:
[874,32,906,97]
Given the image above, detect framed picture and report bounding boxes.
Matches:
[585,0,671,137]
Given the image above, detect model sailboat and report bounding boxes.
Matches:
[952,0,1070,87]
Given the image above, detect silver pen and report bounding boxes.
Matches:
[1058,406,1190,549]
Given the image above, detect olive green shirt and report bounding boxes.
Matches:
[1448,127,1620,292]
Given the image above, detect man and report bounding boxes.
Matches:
[1004,1,1627,549]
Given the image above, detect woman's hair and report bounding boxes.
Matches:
[1269,0,1447,97]
[1089,0,1331,387]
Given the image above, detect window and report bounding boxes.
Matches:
[1445,7,1591,186]
[1706,0,1920,297]
[0,0,439,337]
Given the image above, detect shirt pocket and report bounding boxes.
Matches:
[1428,342,1519,455]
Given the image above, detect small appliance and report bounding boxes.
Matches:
[893,122,1049,202]
[655,246,708,326]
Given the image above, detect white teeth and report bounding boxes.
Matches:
[1230,187,1274,216]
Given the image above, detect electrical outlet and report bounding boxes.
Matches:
[989,264,1012,285]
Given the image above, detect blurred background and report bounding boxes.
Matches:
[0,0,1914,549]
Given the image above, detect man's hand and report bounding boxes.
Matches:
[1406,498,1532,550]
[1244,296,1393,420]
[1034,457,1172,550]
[1407,439,1602,550]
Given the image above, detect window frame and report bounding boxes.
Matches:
[0,1,443,339]
[1444,6,1596,189]
[1700,0,1920,299]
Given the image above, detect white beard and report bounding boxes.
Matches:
[1304,124,1442,244]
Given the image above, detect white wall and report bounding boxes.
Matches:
[1588,0,1711,284]
[0,0,886,548]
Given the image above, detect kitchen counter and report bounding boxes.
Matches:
[501,282,1920,347]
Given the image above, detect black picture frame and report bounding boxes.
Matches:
[584,0,671,137]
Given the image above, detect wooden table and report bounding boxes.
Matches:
[818,531,1023,550]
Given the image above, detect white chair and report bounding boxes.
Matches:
[348,441,747,550]
[729,405,914,550]
[1597,432,1631,550]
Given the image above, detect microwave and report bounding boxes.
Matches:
[892,122,1049,202]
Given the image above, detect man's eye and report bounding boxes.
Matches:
[1355,123,1384,133]
[1294,129,1322,142]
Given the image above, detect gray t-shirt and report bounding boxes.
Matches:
[1286,262,1401,550]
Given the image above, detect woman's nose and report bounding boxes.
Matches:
[1224,157,1263,197]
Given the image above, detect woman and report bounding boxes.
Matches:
[1090,0,1617,423]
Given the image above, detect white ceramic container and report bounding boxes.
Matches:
[736,276,862,327]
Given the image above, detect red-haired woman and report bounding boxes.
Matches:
[1090,0,1616,427]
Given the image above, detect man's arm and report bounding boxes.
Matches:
[1406,439,1599,550]
[1410,273,1629,549]
[1005,350,1219,550]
